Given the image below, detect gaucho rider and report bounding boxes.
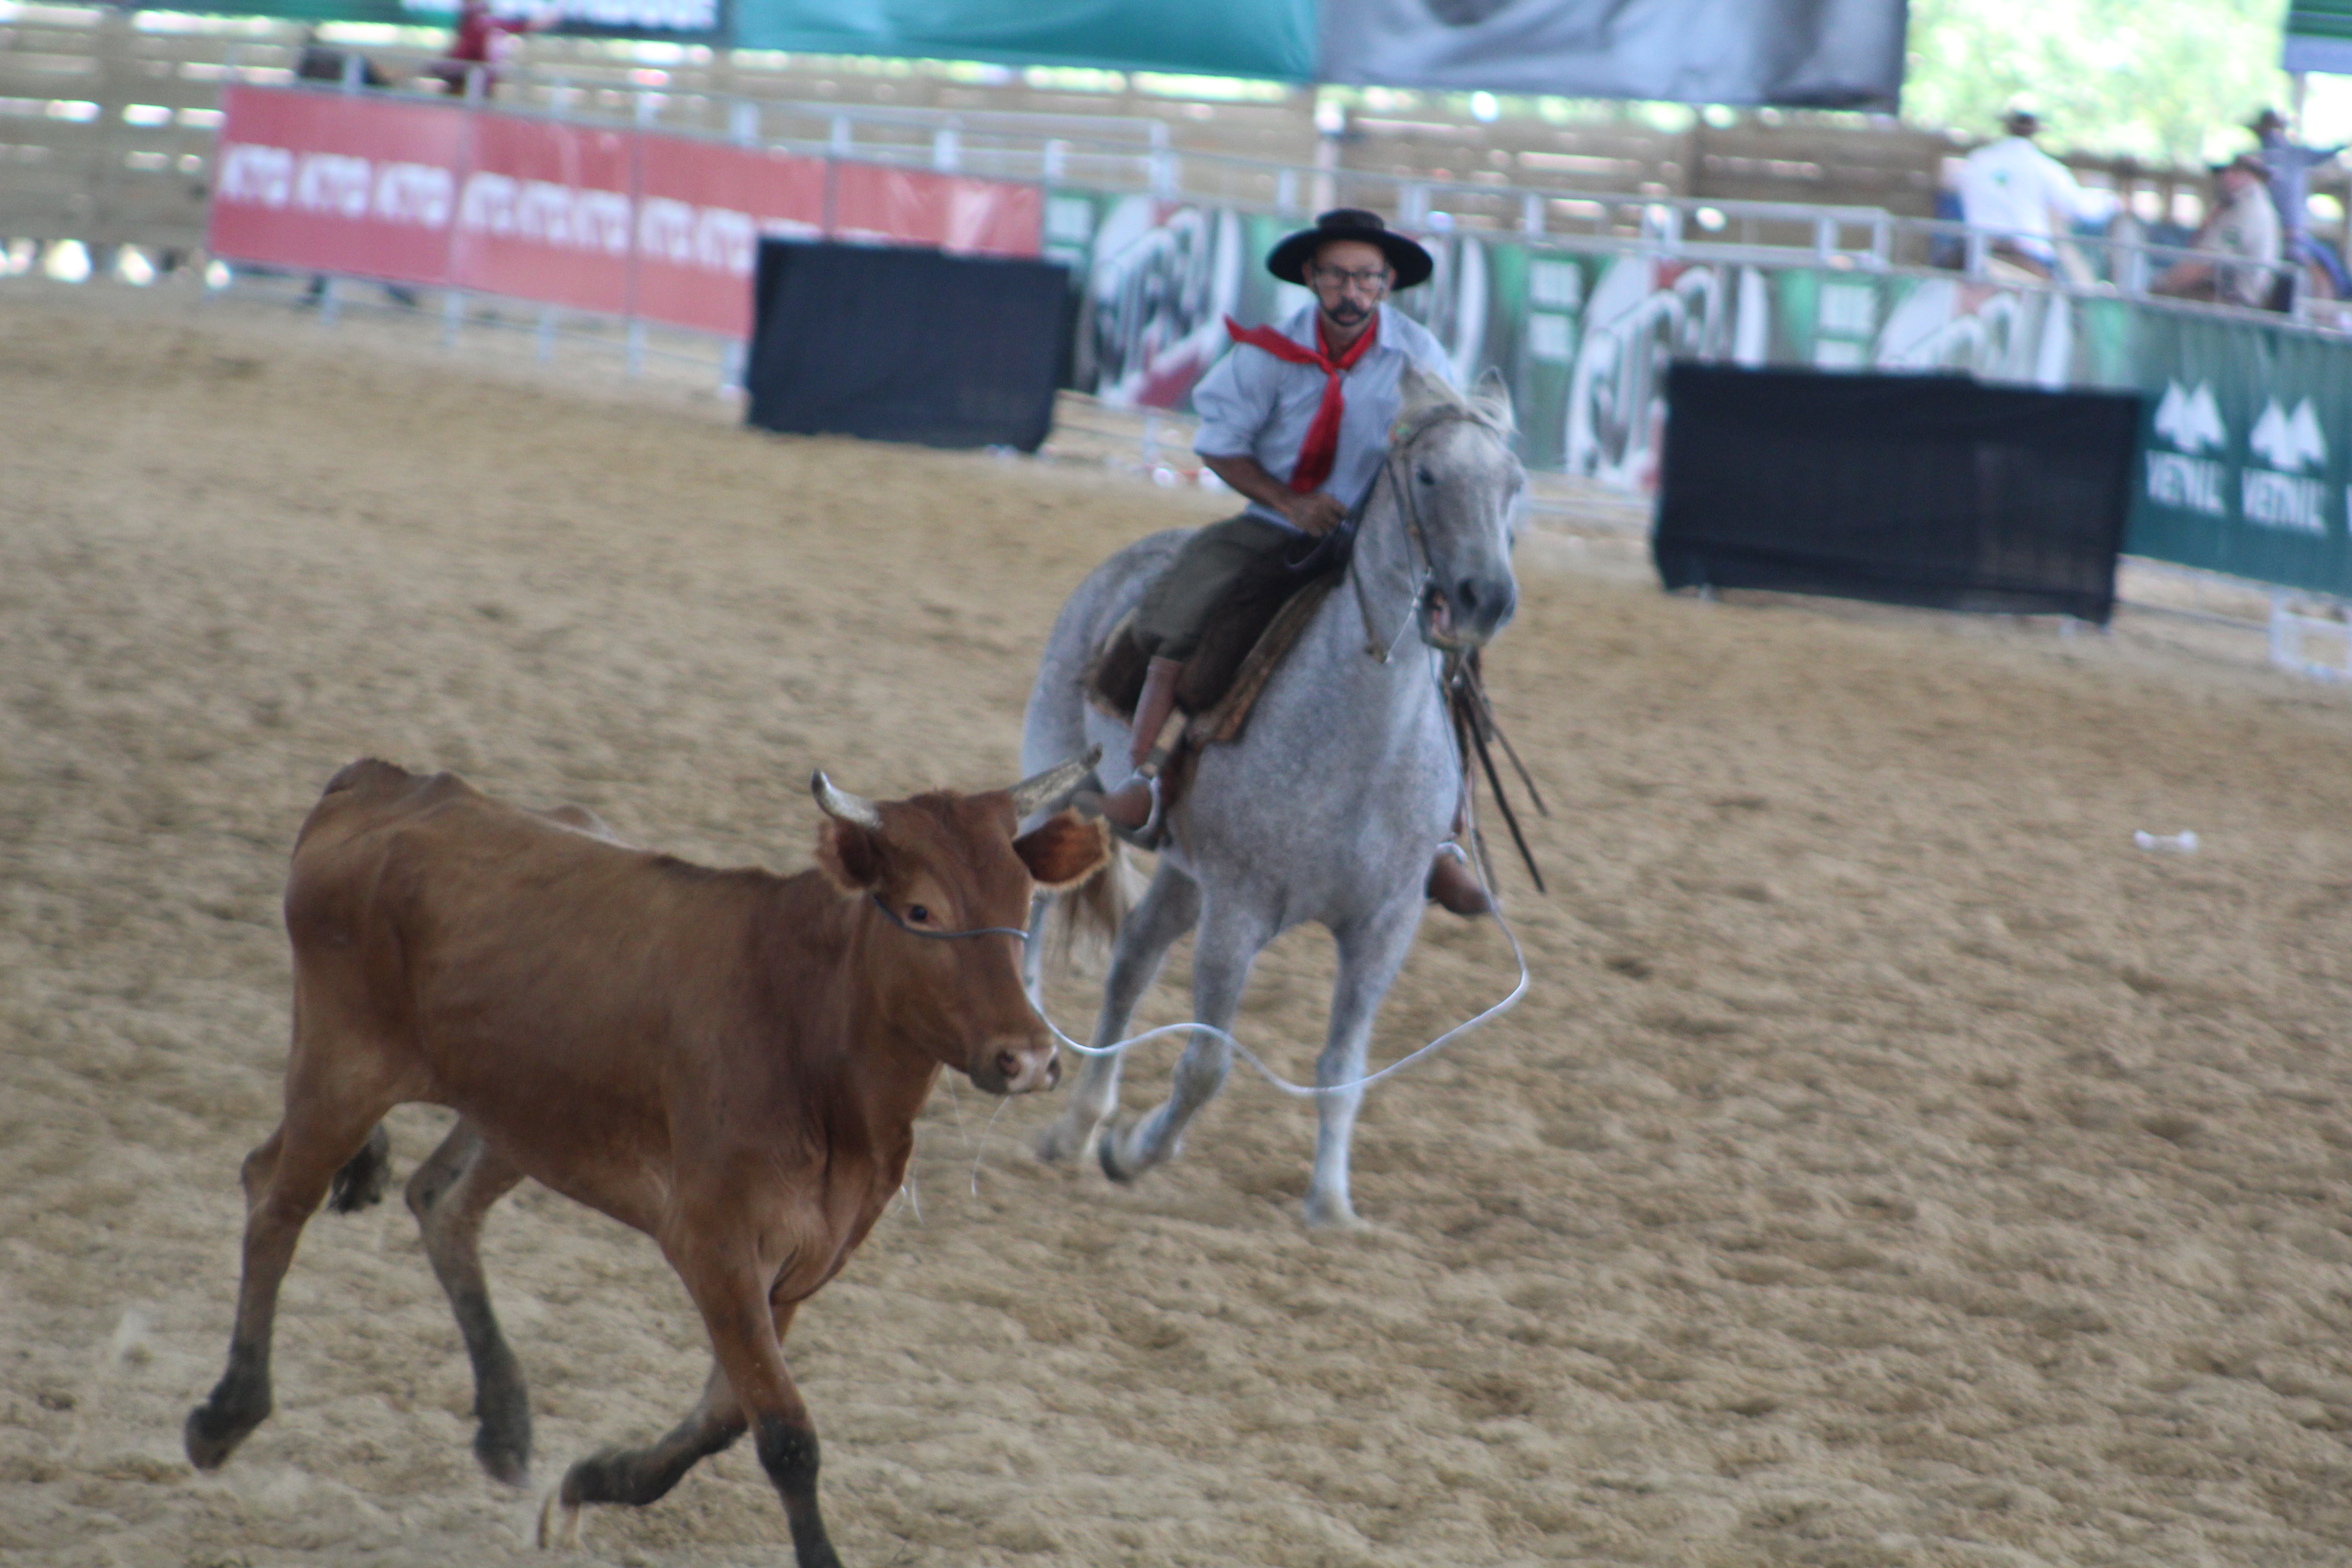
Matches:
[1092,207,1493,917]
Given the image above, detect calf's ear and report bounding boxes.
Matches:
[815,818,886,891]
[1013,810,1112,890]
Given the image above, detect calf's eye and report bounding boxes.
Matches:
[907,904,931,924]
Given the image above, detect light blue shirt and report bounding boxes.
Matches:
[1191,302,1458,526]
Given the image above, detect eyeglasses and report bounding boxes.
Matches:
[1309,265,1392,294]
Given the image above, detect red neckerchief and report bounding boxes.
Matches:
[1223,312,1380,494]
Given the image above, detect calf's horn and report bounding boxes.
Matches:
[1008,745,1104,818]
[809,770,883,829]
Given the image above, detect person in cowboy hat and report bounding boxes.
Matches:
[1955,98,2112,279]
[2249,108,2349,297]
[1091,207,1492,916]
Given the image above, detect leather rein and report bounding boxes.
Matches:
[1343,402,1552,893]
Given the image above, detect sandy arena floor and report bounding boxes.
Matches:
[12,282,2352,1568]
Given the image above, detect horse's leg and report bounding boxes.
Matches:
[1035,862,1200,1164]
[405,1118,532,1484]
[539,1357,747,1548]
[1100,896,1268,1182]
[1305,900,1425,1229]
[186,1007,400,1470]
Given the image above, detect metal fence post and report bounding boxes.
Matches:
[1521,191,1543,238]
[729,98,759,146]
[537,306,557,363]
[932,125,960,172]
[442,289,464,348]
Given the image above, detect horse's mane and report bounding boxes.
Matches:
[1395,363,1517,445]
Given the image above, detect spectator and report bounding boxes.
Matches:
[1955,102,2114,279]
[2251,108,2349,299]
[426,0,554,98]
[294,26,391,88]
[2152,156,2283,309]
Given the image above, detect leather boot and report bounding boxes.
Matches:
[1426,843,1494,918]
[1093,656,1185,831]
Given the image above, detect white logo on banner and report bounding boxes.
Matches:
[218,142,294,207]
[2153,380,2226,454]
[638,196,756,275]
[2244,398,2331,533]
[457,174,631,256]
[2145,378,2230,519]
[216,142,454,231]
[2250,398,2327,471]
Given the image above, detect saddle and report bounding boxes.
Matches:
[1084,539,1348,843]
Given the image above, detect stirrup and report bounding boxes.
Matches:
[1426,842,1494,918]
[1078,773,1166,849]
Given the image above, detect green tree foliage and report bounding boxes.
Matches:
[1904,0,2291,163]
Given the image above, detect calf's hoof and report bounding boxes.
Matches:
[473,1413,532,1488]
[184,1397,265,1471]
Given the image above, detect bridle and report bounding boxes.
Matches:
[1348,404,1514,663]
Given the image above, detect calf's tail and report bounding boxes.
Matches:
[326,1123,392,1214]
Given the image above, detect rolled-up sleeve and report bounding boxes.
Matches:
[1191,346,1270,460]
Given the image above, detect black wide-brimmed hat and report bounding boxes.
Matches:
[1267,208,1435,289]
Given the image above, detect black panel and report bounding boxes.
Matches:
[746,239,1072,452]
[1654,363,2143,623]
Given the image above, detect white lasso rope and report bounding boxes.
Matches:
[1031,647,1531,1101]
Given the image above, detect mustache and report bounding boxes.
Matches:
[1325,300,1371,322]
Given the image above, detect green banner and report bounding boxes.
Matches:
[730,0,1316,80]
[2131,313,2352,593]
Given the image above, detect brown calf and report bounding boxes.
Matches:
[185,753,1108,1568]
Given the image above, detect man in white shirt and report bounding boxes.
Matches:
[1094,208,1489,913]
[1956,106,2111,277]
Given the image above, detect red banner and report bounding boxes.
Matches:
[207,88,1043,339]
[832,163,1044,258]
[211,86,465,286]
[635,136,825,337]
[450,114,633,315]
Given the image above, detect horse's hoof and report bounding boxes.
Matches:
[1034,1115,1092,1165]
[1097,1126,1139,1185]
[1303,1193,1368,1231]
[536,1487,583,1550]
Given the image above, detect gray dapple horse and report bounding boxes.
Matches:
[1020,366,1526,1227]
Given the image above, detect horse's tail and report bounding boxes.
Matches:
[1041,839,1134,981]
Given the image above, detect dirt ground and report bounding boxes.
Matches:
[12,281,2352,1568]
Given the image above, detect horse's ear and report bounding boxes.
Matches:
[1396,362,1450,426]
[1470,366,1518,433]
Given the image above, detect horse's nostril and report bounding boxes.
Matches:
[1457,579,1481,613]
[996,1050,1021,1083]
